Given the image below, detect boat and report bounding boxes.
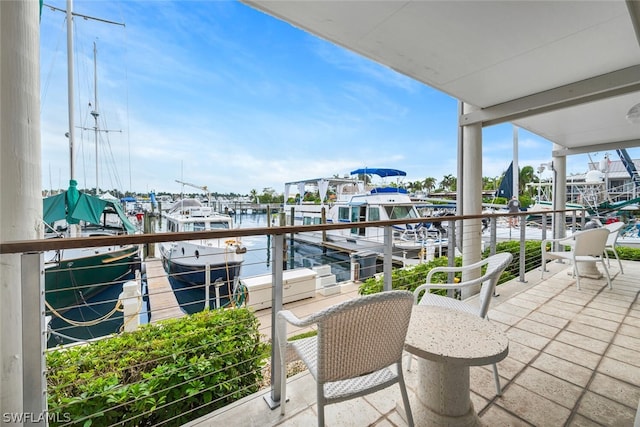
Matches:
[42,16,141,318]
[283,168,445,256]
[43,179,140,313]
[159,199,246,306]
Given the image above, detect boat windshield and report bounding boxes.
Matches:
[209,221,230,230]
[385,205,418,220]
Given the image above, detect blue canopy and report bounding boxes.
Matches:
[350,168,407,178]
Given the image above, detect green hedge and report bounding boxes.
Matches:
[47,309,268,427]
[359,240,640,296]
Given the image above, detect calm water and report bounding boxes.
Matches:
[165,213,352,314]
[47,213,352,344]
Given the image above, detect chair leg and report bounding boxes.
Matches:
[397,363,415,427]
[613,249,624,274]
[317,383,325,427]
[600,259,612,289]
[280,353,287,415]
[492,363,502,396]
[574,264,581,290]
[405,352,413,371]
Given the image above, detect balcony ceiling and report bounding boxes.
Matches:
[242,0,640,155]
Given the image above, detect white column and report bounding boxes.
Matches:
[0,0,42,421]
[460,102,483,298]
[552,145,567,241]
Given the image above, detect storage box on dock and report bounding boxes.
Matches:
[240,268,317,310]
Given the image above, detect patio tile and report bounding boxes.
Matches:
[513,366,582,409]
[543,341,601,370]
[363,385,407,415]
[586,300,631,315]
[612,333,640,352]
[532,353,593,388]
[526,311,570,329]
[487,309,523,327]
[538,304,578,320]
[571,313,620,332]
[618,323,640,339]
[493,302,534,318]
[588,372,640,409]
[506,340,540,365]
[469,391,490,415]
[623,315,640,328]
[598,357,640,386]
[564,320,616,343]
[478,404,533,426]
[321,397,381,427]
[470,366,500,400]
[495,382,571,426]
[506,296,545,311]
[581,307,625,323]
[605,344,640,368]
[567,413,605,426]
[515,292,551,305]
[515,318,561,338]
[525,288,560,299]
[507,327,552,351]
[554,330,610,354]
[575,391,637,426]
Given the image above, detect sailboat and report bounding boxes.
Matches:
[43,6,139,316]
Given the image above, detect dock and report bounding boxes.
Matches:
[144,257,185,323]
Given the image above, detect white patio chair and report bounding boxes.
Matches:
[603,221,625,274]
[276,290,415,427]
[408,252,513,396]
[541,227,611,290]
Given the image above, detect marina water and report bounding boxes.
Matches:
[48,213,351,345]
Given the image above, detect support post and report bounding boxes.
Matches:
[383,226,393,291]
[265,234,284,409]
[22,253,47,424]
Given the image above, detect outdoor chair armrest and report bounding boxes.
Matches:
[414,277,486,303]
[541,236,574,252]
[425,257,489,283]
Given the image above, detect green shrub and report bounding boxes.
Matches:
[47,309,268,427]
[358,256,462,295]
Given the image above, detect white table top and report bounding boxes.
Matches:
[405,305,509,366]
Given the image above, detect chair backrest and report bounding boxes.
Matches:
[477,252,513,318]
[313,290,413,384]
[573,228,610,257]
[604,221,625,246]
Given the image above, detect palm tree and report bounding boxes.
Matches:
[423,177,437,194]
[440,174,456,192]
[249,189,258,204]
[519,166,537,196]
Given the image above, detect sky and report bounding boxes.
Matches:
[39,0,640,196]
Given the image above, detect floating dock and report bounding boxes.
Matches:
[144,257,185,323]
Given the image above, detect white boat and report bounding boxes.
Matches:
[284,168,446,255]
[159,199,246,305]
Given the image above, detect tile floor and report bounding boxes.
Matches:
[186,259,640,427]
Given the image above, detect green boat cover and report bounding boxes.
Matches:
[43,180,136,234]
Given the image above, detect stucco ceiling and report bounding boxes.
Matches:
[242,0,640,155]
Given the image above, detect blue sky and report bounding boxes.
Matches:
[39,0,638,196]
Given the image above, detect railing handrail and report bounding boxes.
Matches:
[0,208,582,254]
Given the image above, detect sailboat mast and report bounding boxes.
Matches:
[92,41,100,195]
[66,0,75,180]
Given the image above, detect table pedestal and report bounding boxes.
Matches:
[574,262,602,279]
[412,358,480,427]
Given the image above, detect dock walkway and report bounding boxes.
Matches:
[144,257,185,323]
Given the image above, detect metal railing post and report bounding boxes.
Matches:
[383,226,392,291]
[489,217,497,256]
[447,219,456,298]
[22,252,47,424]
[265,233,284,409]
[519,219,527,282]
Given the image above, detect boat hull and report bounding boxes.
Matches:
[45,245,140,313]
[159,241,244,307]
